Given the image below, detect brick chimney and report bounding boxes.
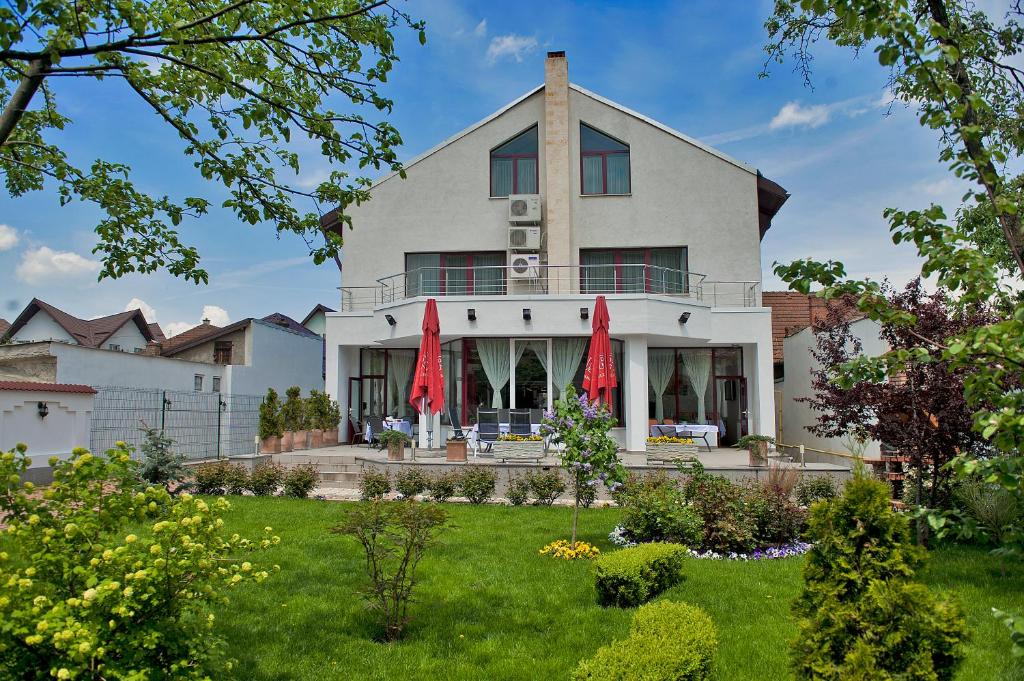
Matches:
[544,51,573,286]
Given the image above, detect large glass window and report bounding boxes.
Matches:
[491,126,538,197]
[650,347,746,445]
[580,247,687,294]
[581,123,630,195]
[405,252,506,296]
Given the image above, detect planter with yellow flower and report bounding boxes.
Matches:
[645,436,699,464]
[491,433,545,461]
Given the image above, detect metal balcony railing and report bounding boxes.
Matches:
[338,264,759,311]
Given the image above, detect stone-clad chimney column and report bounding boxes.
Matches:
[544,51,574,292]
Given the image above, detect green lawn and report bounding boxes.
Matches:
[213,497,1024,681]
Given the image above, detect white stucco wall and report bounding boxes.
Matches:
[781,318,886,458]
[0,389,94,468]
[102,322,149,353]
[222,320,324,398]
[13,311,77,344]
[50,342,227,392]
[304,312,327,337]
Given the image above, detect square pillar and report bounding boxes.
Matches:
[623,335,648,453]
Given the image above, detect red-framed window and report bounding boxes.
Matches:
[490,126,538,197]
[405,252,507,297]
[581,123,630,195]
[579,247,687,294]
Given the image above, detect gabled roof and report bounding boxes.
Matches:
[148,323,166,342]
[262,313,320,339]
[159,319,229,355]
[4,299,155,348]
[763,292,862,363]
[301,304,335,327]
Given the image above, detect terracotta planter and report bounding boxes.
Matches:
[446,439,468,462]
[387,442,405,461]
[310,428,324,449]
[748,441,769,467]
[292,429,309,451]
[260,435,281,455]
[323,428,339,447]
[280,431,294,452]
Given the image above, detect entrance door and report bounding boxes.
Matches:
[714,377,748,446]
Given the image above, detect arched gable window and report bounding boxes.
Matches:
[581,123,630,195]
[490,126,538,197]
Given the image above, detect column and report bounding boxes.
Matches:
[623,335,649,453]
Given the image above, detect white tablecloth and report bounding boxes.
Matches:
[649,424,720,446]
[468,423,541,449]
[365,419,413,442]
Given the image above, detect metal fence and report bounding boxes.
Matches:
[89,386,264,461]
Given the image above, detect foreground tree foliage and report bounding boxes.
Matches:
[0,0,425,281]
[763,0,1024,652]
[0,444,280,679]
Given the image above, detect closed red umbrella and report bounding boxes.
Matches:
[582,295,617,403]
[409,298,445,416]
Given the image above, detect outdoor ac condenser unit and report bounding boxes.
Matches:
[508,226,542,250]
[508,252,541,279]
[508,194,542,224]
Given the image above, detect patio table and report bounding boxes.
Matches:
[365,419,413,443]
[649,424,718,451]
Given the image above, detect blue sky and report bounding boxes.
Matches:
[0,0,975,335]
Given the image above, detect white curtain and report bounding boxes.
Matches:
[477,340,525,408]
[680,350,712,425]
[387,350,415,417]
[550,338,587,399]
[648,349,675,422]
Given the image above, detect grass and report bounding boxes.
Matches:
[212,497,1024,680]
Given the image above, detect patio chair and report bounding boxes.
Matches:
[498,408,510,423]
[529,408,544,425]
[509,409,532,435]
[477,408,500,453]
[348,417,365,445]
[365,415,385,449]
[448,405,476,457]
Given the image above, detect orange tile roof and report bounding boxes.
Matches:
[0,381,96,394]
[762,292,843,363]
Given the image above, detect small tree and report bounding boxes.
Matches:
[258,388,282,440]
[542,386,626,548]
[137,422,186,490]
[280,386,304,432]
[306,390,331,430]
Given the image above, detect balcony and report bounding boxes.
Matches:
[339,264,759,311]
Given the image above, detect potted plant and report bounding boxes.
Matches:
[645,435,699,464]
[735,434,775,467]
[323,398,341,446]
[307,390,328,449]
[281,386,306,451]
[378,429,411,461]
[446,433,468,462]
[258,388,283,454]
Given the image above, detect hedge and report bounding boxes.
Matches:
[573,600,717,680]
[593,542,687,607]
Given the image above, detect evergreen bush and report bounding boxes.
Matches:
[258,388,283,440]
[593,542,687,608]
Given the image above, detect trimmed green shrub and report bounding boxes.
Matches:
[526,469,566,506]
[305,390,331,430]
[792,471,968,680]
[428,470,458,502]
[283,464,319,498]
[248,463,284,496]
[458,465,497,504]
[394,468,430,499]
[360,468,390,500]
[794,474,839,507]
[593,542,687,608]
[619,478,703,546]
[507,473,531,505]
[573,600,717,680]
[223,463,250,495]
[191,460,231,495]
[280,386,305,432]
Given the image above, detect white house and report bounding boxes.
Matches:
[322,52,788,453]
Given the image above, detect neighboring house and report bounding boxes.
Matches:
[322,52,789,452]
[762,291,835,380]
[0,318,10,338]
[302,304,334,337]
[4,298,161,352]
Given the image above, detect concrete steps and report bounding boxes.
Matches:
[272,451,364,489]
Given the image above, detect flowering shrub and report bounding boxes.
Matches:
[539,539,601,560]
[541,385,626,547]
[496,433,543,442]
[646,436,696,445]
[526,469,566,506]
[457,466,497,504]
[0,444,279,679]
[191,460,232,494]
[223,463,250,495]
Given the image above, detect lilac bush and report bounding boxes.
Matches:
[541,385,626,548]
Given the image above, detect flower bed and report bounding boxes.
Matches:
[539,539,600,560]
[609,526,810,560]
[498,433,544,442]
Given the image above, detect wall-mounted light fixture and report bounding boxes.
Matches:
[678,312,691,324]
[37,401,49,419]
[467,308,476,322]
[580,307,589,320]
[385,314,397,326]
[522,308,532,321]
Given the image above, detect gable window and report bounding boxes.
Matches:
[212,376,221,393]
[108,343,121,352]
[490,126,538,197]
[580,247,687,294]
[581,123,630,195]
[194,374,204,391]
[214,341,233,364]
[406,252,507,297]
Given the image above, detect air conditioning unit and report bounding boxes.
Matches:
[508,252,541,279]
[508,226,541,250]
[508,194,542,224]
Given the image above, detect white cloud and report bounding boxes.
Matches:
[165,305,231,338]
[769,101,831,130]
[124,298,157,322]
[15,246,100,284]
[0,224,18,251]
[473,19,487,37]
[486,34,538,64]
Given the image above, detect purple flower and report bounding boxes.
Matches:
[587,478,599,487]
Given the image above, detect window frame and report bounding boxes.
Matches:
[194,374,204,391]
[404,251,507,296]
[213,340,233,365]
[579,247,688,294]
[580,122,631,195]
[489,125,539,197]
[212,376,221,393]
